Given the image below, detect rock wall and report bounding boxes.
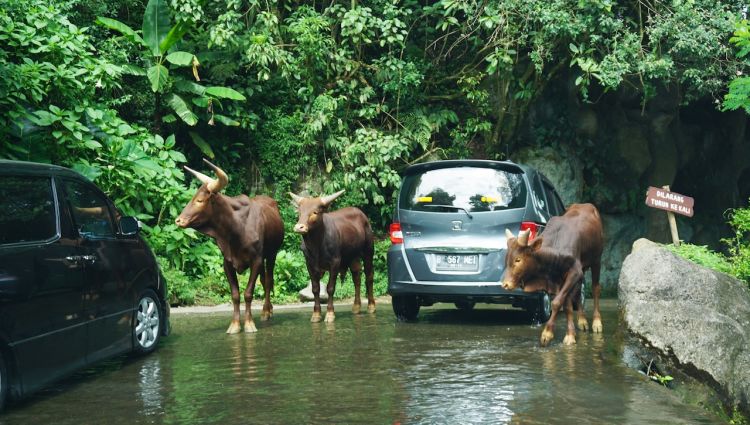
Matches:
[515,78,750,292]
[619,238,750,411]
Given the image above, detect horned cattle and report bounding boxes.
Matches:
[289,190,375,323]
[502,203,604,346]
[175,159,284,333]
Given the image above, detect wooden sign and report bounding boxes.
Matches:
[645,186,694,218]
[645,186,694,247]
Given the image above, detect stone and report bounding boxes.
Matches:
[514,146,584,206]
[599,214,644,292]
[619,239,750,410]
[298,282,329,302]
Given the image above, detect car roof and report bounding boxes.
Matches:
[401,159,530,176]
[0,159,89,181]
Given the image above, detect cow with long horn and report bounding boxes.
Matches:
[289,190,375,323]
[176,159,284,333]
[501,203,604,346]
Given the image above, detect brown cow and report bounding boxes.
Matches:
[175,159,284,334]
[502,203,603,346]
[288,190,375,323]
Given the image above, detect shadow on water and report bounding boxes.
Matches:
[0,300,723,425]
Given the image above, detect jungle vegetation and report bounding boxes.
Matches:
[2,0,750,304]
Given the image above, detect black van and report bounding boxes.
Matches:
[0,160,170,411]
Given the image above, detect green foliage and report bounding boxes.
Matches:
[3,0,747,306]
[725,20,750,113]
[724,205,750,283]
[666,243,733,276]
[668,202,750,287]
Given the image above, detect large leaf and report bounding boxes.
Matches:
[188,131,215,158]
[167,94,198,125]
[142,0,171,56]
[213,114,240,126]
[160,22,190,54]
[205,87,246,101]
[121,64,146,76]
[165,51,194,66]
[147,64,169,92]
[96,17,145,46]
[174,79,206,96]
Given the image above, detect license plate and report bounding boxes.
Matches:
[435,254,479,272]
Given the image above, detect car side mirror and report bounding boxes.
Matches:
[119,216,140,236]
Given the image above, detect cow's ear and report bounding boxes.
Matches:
[530,237,543,252]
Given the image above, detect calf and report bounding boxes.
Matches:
[289,190,375,323]
[502,203,603,346]
[175,159,284,333]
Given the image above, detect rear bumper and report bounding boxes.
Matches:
[388,279,539,305]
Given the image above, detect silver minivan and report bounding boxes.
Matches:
[387,159,566,321]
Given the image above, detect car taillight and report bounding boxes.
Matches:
[390,222,403,244]
[520,221,539,241]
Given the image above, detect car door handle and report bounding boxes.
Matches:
[65,255,98,266]
[80,255,97,265]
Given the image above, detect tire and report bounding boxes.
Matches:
[392,295,420,321]
[454,301,475,311]
[0,351,7,413]
[527,291,552,323]
[133,290,162,355]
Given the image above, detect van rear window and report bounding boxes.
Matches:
[0,176,57,244]
[399,167,527,213]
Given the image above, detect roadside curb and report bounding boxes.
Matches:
[171,295,392,314]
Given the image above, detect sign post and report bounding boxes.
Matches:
[644,185,694,247]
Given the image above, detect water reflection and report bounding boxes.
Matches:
[0,302,724,425]
[137,357,164,416]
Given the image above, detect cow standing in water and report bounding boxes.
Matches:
[289,190,376,323]
[502,203,604,346]
[175,159,284,333]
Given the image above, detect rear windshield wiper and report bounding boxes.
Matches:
[422,204,473,219]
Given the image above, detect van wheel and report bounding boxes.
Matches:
[454,301,475,311]
[133,290,161,355]
[392,295,420,321]
[527,292,552,324]
[0,351,7,412]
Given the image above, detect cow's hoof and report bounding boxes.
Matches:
[260,311,272,321]
[325,312,336,323]
[226,322,241,334]
[244,321,258,333]
[563,334,576,345]
[311,312,322,323]
[367,303,376,314]
[352,304,361,314]
[540,329,554,346]
[577,318,589,331]
[592,319,603,333]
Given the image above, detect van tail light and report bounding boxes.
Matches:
[390,222,403,244]
[520,221,539,241]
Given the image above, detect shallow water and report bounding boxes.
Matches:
[0,300,721,424]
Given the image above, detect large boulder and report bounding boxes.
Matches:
[298,282,329,302]
[619,239,750,410]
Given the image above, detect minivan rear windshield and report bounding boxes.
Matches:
[399,166,527,213]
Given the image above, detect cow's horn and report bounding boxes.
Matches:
[184,165,215,188]
[320,189,345,206]
[505,229,515,240]
[288,192,305,206]
[202,159,229,193]
[517,229,531,247]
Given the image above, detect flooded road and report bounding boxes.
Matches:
[0,300,721,424]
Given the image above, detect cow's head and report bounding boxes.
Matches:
[288,190,345,235]
[175,159,229,229]
[501,228,543,291]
